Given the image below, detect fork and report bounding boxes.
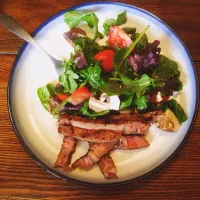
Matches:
[0,14,62,71]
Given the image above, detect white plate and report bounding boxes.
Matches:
[8,2,199,185]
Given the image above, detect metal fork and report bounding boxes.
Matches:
[0,14,62,71]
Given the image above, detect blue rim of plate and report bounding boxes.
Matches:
[7,1,199,186]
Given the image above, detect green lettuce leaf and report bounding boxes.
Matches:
[135,96,148,110]
[79,63,104,89]
[103,11,127,35]
[59,70,79,94]
[80,101,109,118]
[119,95,133,110]
[64,11,102,41]
[153,55,179,80]
[37,84,56,111]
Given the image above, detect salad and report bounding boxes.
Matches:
[37,10,187,179]
[38,10,187,124]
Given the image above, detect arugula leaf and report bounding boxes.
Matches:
[116,10,127,25]
[80,101,109,118]
[60,59,76,72]
[37,86,52,111]
[167,99,187,123]
[151,78,165,88]
[74,37,105,63]
[103,11,127,35]
[79,63,104,89]
[101,74,152,97]
[135,96,148,110]
[59,70,79,94]
[98,32,104,39]
[123,27,136,34]
[64,11,101,41]
[64,11,83,28]
[135,34,148,53]
[153,55,179,80]
[100,81,128,96]
[46,83,56,96]
[114,25,150,73]
[54,84,64,94]
[133,74,152,97]
[119,95,133,110]
[133,74,151,88]
[103,19,116,36]
[59,74,70,93]
[66,70,79,93]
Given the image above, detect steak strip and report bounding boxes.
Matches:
[141,110,163,123]
[54,135,76,170]
[98,155,118,179]
[59,114,150,134]
[70,141,117,171]
[58,125,121,143]
[119,135,149,150]
[58,125,150,147]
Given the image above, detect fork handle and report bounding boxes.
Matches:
[0,14,40,48]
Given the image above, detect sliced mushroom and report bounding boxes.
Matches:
[89,95,120,112]
[156,109,180,132]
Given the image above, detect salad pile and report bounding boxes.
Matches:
[37,10,187,124]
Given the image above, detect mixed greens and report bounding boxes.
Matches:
[37,10,187,123]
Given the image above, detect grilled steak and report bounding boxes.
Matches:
[119,135,149,150]
[54,135,76,170]
[141,110,163,123]
[98,155,118,179]
[58,125,121,143]
[71,141,117,171]
[59,114,150,134]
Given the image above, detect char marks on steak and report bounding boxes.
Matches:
[71,155,95,171]
[54,135,76,170]
[98,155,118,179]
[141,110,163,123]
[71,141,117,171]
[59,113,150,134]
[58,125,121,143]
[119,135,149,150]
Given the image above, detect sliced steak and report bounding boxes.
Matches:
[59,114,150,134]
[58,125,121,143]
[71,141,117,171]
[54,135,76,170]
[70,155,95,171]
[119,135,149,150]
[141,110,163,123]
[98,155,118,179]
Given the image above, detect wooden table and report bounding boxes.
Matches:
[0,0,199,199]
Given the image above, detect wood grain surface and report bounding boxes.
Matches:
[0,0,199,199]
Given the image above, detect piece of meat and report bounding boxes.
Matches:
[119,135,149,150]
[59,114,150,134]
[58,125,121,143]
[141,110,163,123]
[70,154,95,171]
[54,135,76,170]
[71,141,117,171]
[98,155,118,179]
